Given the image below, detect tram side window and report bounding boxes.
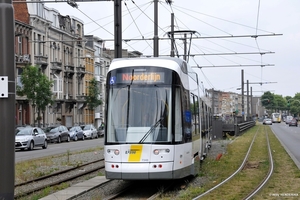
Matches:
[175,87,182,142]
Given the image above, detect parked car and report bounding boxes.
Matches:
[15,127,48,150]
[289,118,298,127]
[68,126,85,141]
[15,125,32,135]
[97,126,104,137]
[263,118,272,125]
[82,124,98,139]
[44,125,70,143]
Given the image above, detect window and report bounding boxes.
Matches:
[76,24,81,36]
[53,73,63,99]
[65,47,69,65]
[36,3,44,18]
[53,14,57,27]
[37,34,42,56]
[77,49,81,66]
[52,42,56,61]
[95,64,100,76]
[17,68,23,87]
[175,87,182,142]
[18,36,22,55]
[107,85,172,143]
[95,46,100,56]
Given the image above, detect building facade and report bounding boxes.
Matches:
[13,1,145,128]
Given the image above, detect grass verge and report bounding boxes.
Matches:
[15,146,103,183]
[160,124,300,199]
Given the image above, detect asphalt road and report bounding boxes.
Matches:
[15,137,104,163]
[269,122,300,169]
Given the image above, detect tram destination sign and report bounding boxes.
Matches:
[117,72,165,84]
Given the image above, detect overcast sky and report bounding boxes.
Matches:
[45,0,300,97]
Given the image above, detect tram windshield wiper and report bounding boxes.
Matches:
[139,118,164,144]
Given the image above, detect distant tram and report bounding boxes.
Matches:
[103,57,211,180]
[271,113,281,123]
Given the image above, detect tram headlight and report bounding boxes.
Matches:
[153,149,159,155]
[107,149,120,155]
[114,149,120,155]
[153,148,170,155]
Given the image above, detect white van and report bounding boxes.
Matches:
[286,116,293,124]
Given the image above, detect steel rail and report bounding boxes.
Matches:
[192,125,274,199]
[192,126,260,199]
[243,126,274,200]
[14,159,105,199]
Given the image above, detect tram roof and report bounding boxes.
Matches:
[109,57,189,72]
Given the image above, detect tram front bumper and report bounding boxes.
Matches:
[105,162,174,180]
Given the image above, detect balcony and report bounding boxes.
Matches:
[34,54,48,67]
[76,94,86,102]
[64,65,75,77]
[53,92,64,102]
[51,59,63,73]
[77,38,82,47]
[16,54,31,64]
[76,64,86,78]
[64,94,74,102]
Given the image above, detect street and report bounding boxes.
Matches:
[270,122,300,169]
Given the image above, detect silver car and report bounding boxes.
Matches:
[82,124,98,139]
[15,127,48,150]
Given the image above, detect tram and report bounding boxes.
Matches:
[271,112,281,123]
[104,57,210,180]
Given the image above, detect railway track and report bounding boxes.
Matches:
[192,126,274,199]
[102,179,185,200]
[14,158,105,199]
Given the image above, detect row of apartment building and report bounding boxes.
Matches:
[206,88,266,120]
[13,1,142,128]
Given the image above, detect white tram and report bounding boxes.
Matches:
[271,112,281,123]
[104,57,210,180]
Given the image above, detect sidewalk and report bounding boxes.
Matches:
[39,176,109,200]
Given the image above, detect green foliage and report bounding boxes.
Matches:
[287,93,300,116]
[17,65,53,125]
[261,91,300,116]
[85,78,102,110]
[261,91,273,108]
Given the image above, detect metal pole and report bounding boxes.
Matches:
[183,34,187,61]
[0,0,15,198]
[170,13,174,57]
[153,0,159,57]
[241,69,244,122]
[247,80,249,121]
[251,86,253,119]
[114,0,122,58]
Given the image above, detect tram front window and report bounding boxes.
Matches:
[106,85,171,144]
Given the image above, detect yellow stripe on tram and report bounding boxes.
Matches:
[128,144,143,162]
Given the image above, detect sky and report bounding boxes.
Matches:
[44,0,300,97]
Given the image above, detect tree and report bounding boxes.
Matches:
[261,91,273,109]
[274,94,286,111]
[86,77,102,111]
[17,65,53,127]
[288,93,300,116]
